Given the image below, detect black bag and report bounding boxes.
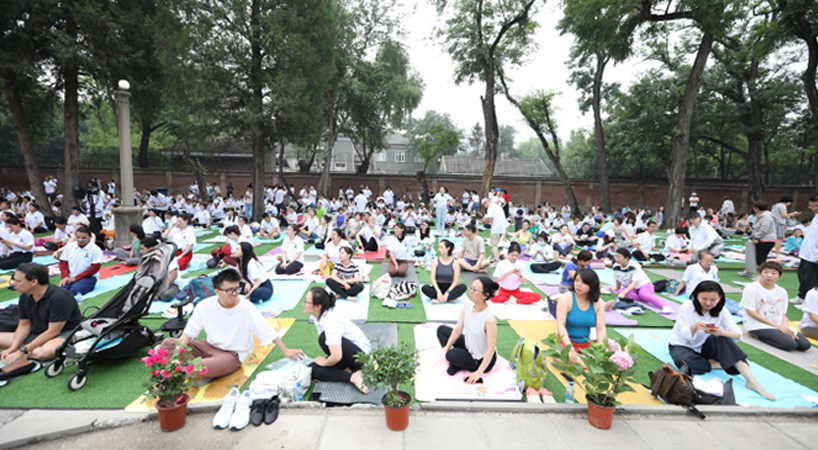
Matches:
[206,257,220,269]
[649,363,696,406]
[652,279,669,293]
[0,306,19,333]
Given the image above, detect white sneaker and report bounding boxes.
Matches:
[229,391,253,431]
[382,299,397,308]
[660,306,673,315]
[790,296,805,305]
[213,387,239,429]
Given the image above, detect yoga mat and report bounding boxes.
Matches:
[303,245,325,258]
[489,297,554,321]
[258,246,282,263]
[523,264,563,285]
[191,243,213,252]
[739,326,818,377]
[413,323,521,402]
[460,270,494,286]
[203,236,228,243]
[330,285,371,324]
[360,323,399,349]
[125,317,294,412]
[605,309,639,326]
[722,251,746,261]
[789,321,818,347]
[664,293,743,320]
[32,255,56,265]
[381,262,419,285]
[360,247,387,261]
[508,321,662,405]
[421,293,467,323]
[98,264,137,280]
[254,280,312,316]
[311,381,387,405]
[533,283,561,296]
[647,268,743,294]
[619,328,818,409]
[265,260,323,282]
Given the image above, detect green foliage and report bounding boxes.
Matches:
[405,111,463,170]
[356,342,420,408]
[542,333,639,406]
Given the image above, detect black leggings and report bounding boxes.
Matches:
[530,261,561,273]
[326,278,365,298]
[309,332,365,383]
[750,328,811,352]
[421,282,467,301]
[359,236,379,252]
[274,260,304,275]
[0,252,33,270]
[669,335,747,375]
[436,325,496,376]
[632,251,666,262]
[755,241,775,266]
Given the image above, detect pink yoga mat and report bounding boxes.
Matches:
[604,310,638,326]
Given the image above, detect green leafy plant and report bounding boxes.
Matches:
[543,333,639,407]
[355,342,419,408]
[142,345,207,408]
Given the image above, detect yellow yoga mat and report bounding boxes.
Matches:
[125,317,295,413]
[789,321,818,347]
[508,320,662,405]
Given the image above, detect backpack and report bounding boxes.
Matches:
[510,338,549,391]
[652,279,669,293]
[186,276,215,303]
[390,281,417,301]
[649,363,695,406]
[371,273,392,300]
[0,305,19,333]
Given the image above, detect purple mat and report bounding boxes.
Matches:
[639,298,680,321]
[604,310,638,326]
[533,283,561,296]
[259,247,282,261]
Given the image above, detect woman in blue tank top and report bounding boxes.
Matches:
[555,268,607,365]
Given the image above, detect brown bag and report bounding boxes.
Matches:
[649,363,696,405]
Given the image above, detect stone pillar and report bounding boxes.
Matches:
[113,81,143,248]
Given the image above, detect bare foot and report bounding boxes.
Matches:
[508,297,518,305]
[431,299,441,304]
[350,371,369,394]
[604,300,615,311]
[746,381,776,401]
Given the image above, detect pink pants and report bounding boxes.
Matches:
[161,338,241,379]
[617,283,666,309]
[490,287,541,305]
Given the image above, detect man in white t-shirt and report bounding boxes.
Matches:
[482,198,508,262]
[58,227,103,296]
[674,251,718,296]
[258,213,280,240]
[687,213,724,262]
[160,269,303,379]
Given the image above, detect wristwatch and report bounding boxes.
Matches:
[19,346,29,355]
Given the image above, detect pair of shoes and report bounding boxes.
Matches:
[161,303,194,319]
[249,396,280,426]
[736,271,754,277]
[790,296,805,305]
[212,388,253,431]
[660,306,674,315]
[382,299,397,308]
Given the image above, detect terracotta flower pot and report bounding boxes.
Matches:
[156,393,190,432]
[585,394,615,430]
[382,391,411,431]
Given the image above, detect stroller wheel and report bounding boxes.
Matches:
[168,329,183,338]
[67,371,88,391]
[44,360,65,378]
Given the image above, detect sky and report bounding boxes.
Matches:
[398,1,652,143]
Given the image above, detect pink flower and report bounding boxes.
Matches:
[175,365,183,372]
[161,369,171,378]
[160,358,169,365]
[147,348,155,357]
[178,348,187,354]
[184,364,194,374]
[152,370,161,377]
[141,356,152,366]
[606,339,621,353]
[610,351,634,371]
[199,367,208,376]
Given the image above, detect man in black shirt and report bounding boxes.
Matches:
[0,263,83,364]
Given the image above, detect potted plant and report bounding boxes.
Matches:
[142,345,207,431]
[544,334,639,430]
[356,342,419,431]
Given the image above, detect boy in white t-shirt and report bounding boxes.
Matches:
[58,227,103,296]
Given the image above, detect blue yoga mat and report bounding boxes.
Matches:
[421,292,466,323]
[254,280,313,314]
[523,263,563,285]
[618,328,818,409]
[666,293,743,322]
[32,255,57,265]
[304,245,324,258]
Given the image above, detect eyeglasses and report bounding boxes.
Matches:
[217,287,241,295]
[469,287,484,294]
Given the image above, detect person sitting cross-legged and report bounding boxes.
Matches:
[58,226,103,296]
[0,263,83,364]
[160,268,302,380]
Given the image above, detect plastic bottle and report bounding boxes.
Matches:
[294,382,304,401]
[565,382,575,404]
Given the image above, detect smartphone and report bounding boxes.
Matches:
[465,376,484,384]
[707,323,716,330]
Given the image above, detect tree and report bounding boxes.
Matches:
[468,122,485,155]
[344,40,423,174]
[413,122,462,205]
[558,0,639,212]
[433,0,539,199]
[498,125,517,155]
[404,110,464,156]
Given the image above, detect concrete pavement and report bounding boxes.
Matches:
[2,402,817,450]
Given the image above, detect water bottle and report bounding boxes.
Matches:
[294,382,304,401]
[198,261,206,272]
[565,382,575,404]
[75,293,84,303]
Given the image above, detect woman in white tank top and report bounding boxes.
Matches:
[436,276,499,384]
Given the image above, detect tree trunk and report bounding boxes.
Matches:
[480,67,499,200]
[788,0,818,187]
[318,97,340,196]
[746,58,764,205]
[63,64,81,210]
[138,118,160,169]
[356,153,371,174]
[663,32,714,230]
[592,51,612,212]
[250,0,265,222]
[4,81,51,210]
[181,142,208,202]
[416,170,430,206]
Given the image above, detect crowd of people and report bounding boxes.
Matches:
[1,177,817,406]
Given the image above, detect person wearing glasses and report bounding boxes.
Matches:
[160,269,302,379]
[436,276,500,384]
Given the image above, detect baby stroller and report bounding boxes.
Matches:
[44,242,177,391]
